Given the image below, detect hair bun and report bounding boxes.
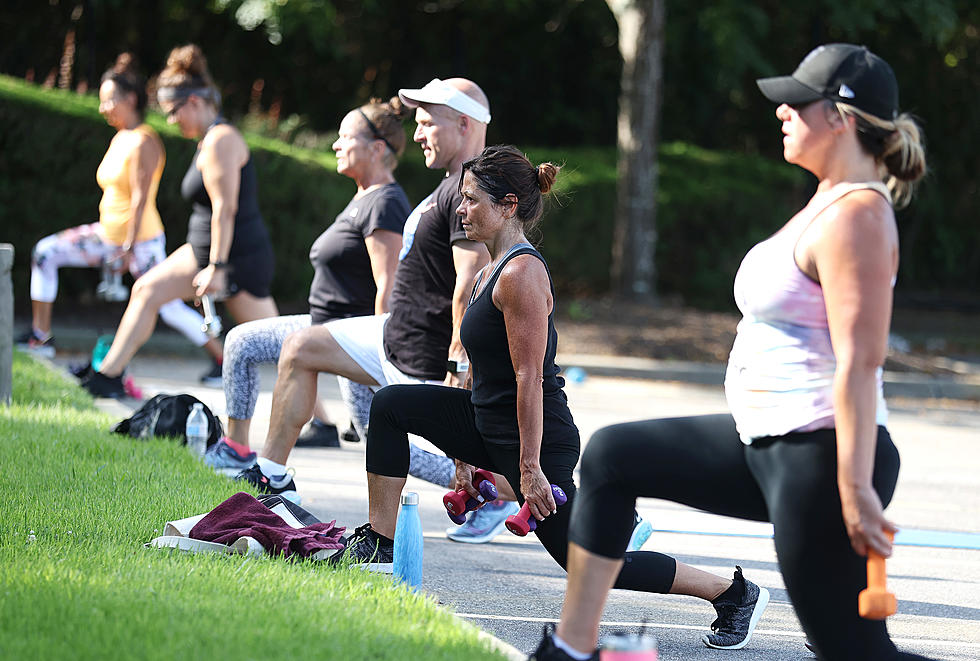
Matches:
[112,52,136,75]
[166,44,209,79]
[388,95,412,121]
[536,162,560,194]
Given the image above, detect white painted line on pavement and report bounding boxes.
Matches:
[455,613,980,650]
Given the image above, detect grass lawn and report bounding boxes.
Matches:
[0,352,510,660]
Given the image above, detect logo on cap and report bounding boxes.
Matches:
[838,83,855,99]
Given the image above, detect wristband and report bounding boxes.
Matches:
[446,359,470,374]
[209,260,230,270]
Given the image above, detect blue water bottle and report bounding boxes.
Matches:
[393,491,423,590]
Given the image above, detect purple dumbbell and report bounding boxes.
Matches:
[505,484,568,536]
[444,468,498,523]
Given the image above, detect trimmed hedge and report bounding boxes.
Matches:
[0,76,809,310]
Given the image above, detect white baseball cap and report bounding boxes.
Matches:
[398,78,491,124]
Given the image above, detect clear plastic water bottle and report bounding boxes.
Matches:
[393,491,423,590]
[185,402,209,459]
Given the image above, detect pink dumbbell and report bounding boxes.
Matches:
[443,468,498,524]
[505,484,568,536]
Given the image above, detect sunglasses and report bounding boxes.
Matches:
[166,97,189,119]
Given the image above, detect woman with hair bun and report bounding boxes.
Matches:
[212,97,417,466]
[532,44,932,661]
[19,53,220,371]
[336,147,759,627]
[83,44,278,398]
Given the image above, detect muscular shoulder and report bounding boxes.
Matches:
[200,124,248,164]
[493,254,551,309]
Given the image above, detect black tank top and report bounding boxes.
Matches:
[180,121,269,267]
[460,244,577,446]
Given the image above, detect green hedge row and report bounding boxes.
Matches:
[0,76,809,310]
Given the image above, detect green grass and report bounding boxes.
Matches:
[0,352,509,660]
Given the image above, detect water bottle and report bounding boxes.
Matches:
[600,632,658,660]
[393,491,423,590]
[91,334,113,372]
[185,402,209,459]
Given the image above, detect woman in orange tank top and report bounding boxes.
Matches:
[19,54,222,374]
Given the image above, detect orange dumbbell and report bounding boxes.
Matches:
[858,530,897,619]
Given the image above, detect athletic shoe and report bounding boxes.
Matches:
[627,511,654,552]
[527,624,599,661]
[15,328,56,358]
[341,422,361,443]
[446,499,519,544]
[328,523,394,573]
[199,360,222,387]
[295,420,340,448]
[69,361,93,380]
[235,463,299,503]
[81,371,127,399]
[204,437,257,472]
[701,565,770,650]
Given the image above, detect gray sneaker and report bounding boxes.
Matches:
[701,566,770,649]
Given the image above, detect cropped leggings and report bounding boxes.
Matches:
[224,316,454,487]
[30,223,208,346]
[570,414,931,661]
[368,384,676,586]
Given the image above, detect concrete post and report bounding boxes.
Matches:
[0,244,13,406]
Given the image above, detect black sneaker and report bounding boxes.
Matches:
[295,420,340,447]
[70,361,93,380]
[199,360,222,387]
[81,371,127,399]
[527,624,598,661]
[235,463,299,502]
[328,523,394,573]
[341,422,361,443]
[702,565,770,649]
[16,328,56,358]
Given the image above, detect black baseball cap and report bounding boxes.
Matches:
[756,43,898,120]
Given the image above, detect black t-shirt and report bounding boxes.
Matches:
[308,183,410,324]
[383,174,468,379]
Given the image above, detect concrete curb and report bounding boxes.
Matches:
[558,353,980,402]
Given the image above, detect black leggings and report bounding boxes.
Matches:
[367,385,676,590]
[570,414,931,661]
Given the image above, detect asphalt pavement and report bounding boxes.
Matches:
[49,343,980,661]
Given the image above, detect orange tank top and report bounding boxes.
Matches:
[95,123,166,245]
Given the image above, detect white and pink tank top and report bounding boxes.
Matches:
[725,182,892,444]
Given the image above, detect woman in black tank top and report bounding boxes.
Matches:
[83,44,278,398]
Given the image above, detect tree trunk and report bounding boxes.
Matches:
[606,0,665,301]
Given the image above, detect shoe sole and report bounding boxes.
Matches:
[445,512,513,544]
[18,345,56,359]
[627,519,654,552]
[701,587,770,650]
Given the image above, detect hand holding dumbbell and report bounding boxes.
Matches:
[859,530,897,619]
[443,468,498,524]
[505,484,567,536]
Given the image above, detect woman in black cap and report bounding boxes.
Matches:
[530,44,930,661]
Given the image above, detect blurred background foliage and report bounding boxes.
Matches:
[0,0,977,309]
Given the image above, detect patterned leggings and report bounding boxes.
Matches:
[30,223,208,346]
[222,314,455,488]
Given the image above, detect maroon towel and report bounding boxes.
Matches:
[189,492,345,558]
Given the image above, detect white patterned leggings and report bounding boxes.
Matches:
[30,223,209,346]
[222,313,456,488]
